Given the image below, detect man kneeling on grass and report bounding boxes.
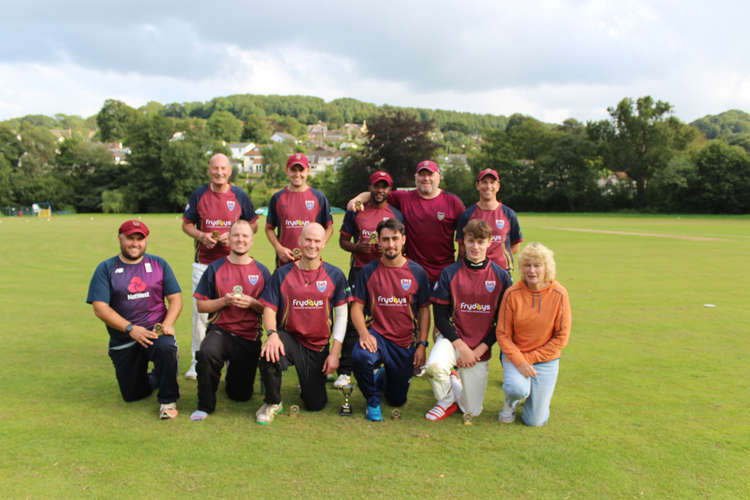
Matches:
[190,220,271,421]
[350,218,431,421]
[424,219,512,421]
[255,223,351,425]
[87,220,182,419]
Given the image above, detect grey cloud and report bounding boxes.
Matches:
[2,0,749,97]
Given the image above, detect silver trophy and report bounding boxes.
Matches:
[338,384,354,416]
[463,413,473,425]
[391,408,401,420]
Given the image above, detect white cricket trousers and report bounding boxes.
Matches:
[190,262,209,361]
[425,335,489,416]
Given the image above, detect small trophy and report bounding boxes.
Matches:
[289,405,300,418]
[338,384,354,417]
[463,413,473,426]
[153,323,164,336]
[391,408,401,420]
[292,248,302,259]
[232,285,243,298]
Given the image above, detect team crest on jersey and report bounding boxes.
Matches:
[436,211,445,221]
[316,280,328,292]
[485,280,496,292]
[305,200,315,211]
[226,200,236,211]
[248,274,259,285]
[401,279,412,291]
[495,219,505,229]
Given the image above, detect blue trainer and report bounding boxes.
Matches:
[366,405,382,422]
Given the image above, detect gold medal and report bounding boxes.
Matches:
[232,285,243,297]
[292,248,302,259]
[369,232,378,244]
[211,230,220,240]
[355,200,362,210]
[153,323,164,335]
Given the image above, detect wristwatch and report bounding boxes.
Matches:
[265,329,278,336]
[416,340,428,348]
[125,323,134,335]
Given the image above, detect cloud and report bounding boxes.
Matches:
[0,1,748,122]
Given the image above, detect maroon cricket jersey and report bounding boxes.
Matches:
[340,203,404,269]
[266,187,332,265]
[193,257,271,341]
[431,260,513,361]
[389,189,465,282]
[259,262,351,351]
[183,185,257,264]
[456,203,522,271]
[352,259,431,348]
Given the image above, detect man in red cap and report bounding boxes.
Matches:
[266,153,333,268]
[456,168,522,272]
[182,153,259,379]
[348,160,465,286]
[335,171,404,388]
[87,220,183,419]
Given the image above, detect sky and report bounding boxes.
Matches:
[1,0,748,124]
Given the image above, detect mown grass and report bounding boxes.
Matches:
[0,213,748,498]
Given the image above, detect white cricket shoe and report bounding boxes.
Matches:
[255,402,284,425]
[498,400,516,423]
[184,361,197,380]
[333,373,352,389]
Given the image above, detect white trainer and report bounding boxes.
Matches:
[255,402,284,425]
[498,400,516,423]
[333,373,352,389]
[184,360,197,380]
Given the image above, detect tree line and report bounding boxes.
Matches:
[1,95,749,214]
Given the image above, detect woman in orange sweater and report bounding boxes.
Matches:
[495,242,571,426]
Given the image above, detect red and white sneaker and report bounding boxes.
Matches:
[425,402,458,421]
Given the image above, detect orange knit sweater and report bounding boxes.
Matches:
[496,279,571,367]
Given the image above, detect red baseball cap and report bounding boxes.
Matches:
[476,168,499,181]
[286,153,310,170]
[118,219,150,237]
[369,171,393,187]
[416,160,439,174]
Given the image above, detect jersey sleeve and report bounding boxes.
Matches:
[329,265,352,306]
[390,206,405,224]
[315,190,333,227]
[259,268,282,311]
[455,207,473,242]
[183,187,202,224]
[235,186,259,224]
[266,191,280,229]
[387,189,406,210]
[493,265,514,299]
[430,266,453,305]
[411,262,432,308]
[507,208,522,245]
[159,258,181,296]
[340,210,357,238]
[194,261,219,300]
[352,262,372,304]
[86,260,112,304]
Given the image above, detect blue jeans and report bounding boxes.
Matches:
[501,354,559,427]
[352,329,415,408]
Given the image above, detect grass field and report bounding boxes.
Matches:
[1,212,748,498]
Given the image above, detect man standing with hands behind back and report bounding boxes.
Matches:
[265,153,333,268]
[182,153,258,380]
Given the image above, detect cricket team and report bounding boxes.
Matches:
[87,152,572,426]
